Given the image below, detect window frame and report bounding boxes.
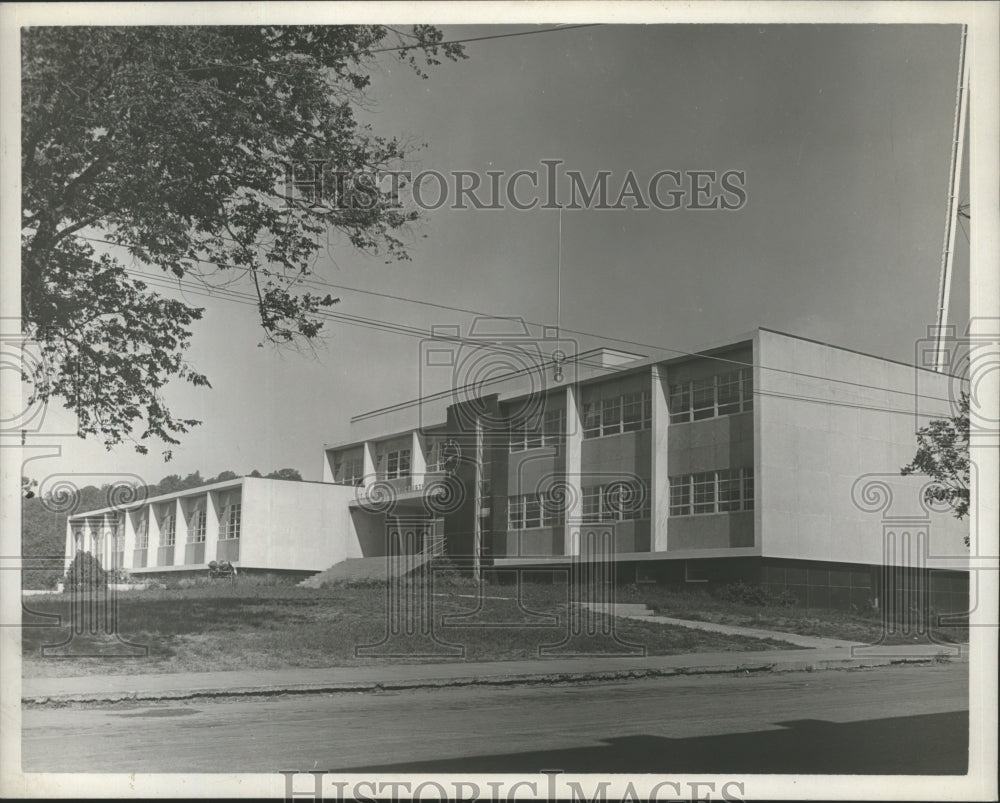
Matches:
[669,468,755,516]
[583,390,652,439]
[188,508,207,543]
[581,481,650,523]
[221,502,242,540]
[162,513,176,547]
[667,367,754,424]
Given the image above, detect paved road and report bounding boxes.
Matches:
[23,663,967,775]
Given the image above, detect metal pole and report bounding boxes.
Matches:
[934,25,969,371]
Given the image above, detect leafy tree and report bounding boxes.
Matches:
[21,491,67,588]
[22,26,465,458]
[265,468,303,481]
[64,551,107,592]
[901,391,970,541]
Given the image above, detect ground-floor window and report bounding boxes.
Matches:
[188,509,207,543]
[221,503,241,540]
[669,468,754,516]
[581,480,650,523]
[161,514,176,546]
[508,491,565,529]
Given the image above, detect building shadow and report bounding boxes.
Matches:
[336,710,967,775]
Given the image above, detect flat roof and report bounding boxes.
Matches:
[325,326,966,452]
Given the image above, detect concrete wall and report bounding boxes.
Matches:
[581,430,652,480]
[666,511,754,550]
[667,412,754,475]
[239,478,361,572]
[755,329,969,569]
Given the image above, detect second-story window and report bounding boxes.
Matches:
[385,448,411,479]
[583,390,651,439]
[335,456,364,486]
[510,408,565,451]
[669,367,753,424]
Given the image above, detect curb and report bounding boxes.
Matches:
[22,654,960,707]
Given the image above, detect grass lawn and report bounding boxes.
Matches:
[22,578,800,678]
[22,577,967,678]
[615,584,970,647]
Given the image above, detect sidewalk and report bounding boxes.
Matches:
[22,641,965,705]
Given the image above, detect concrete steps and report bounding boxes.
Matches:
[300,535,447,589]
[298,556,392,588]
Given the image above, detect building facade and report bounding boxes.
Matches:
[66,328,970,609]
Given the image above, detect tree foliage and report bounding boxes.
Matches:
[901,392,970,527]
[64,550,108,592]
[22,26,464,458]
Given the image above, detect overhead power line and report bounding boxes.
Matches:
[74,232,960,408]
[124,266,960,423]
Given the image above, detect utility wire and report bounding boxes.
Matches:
[128,266,962,422]
[74,233,961,406]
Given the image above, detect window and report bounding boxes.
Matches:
[582,402,602,438]
[581,481,650,523]
[668,368,753,423]
[622,392,650,432]
[669,469,754,516]
[582,486,602,522]
[508,496,524,529]
[524,496,541,528]
[542,408,565,445]
[189,509,207,543]
[508,491,565,529]
[162,513,176,546]
[222,503,241,540]
[383,448,411,480]
[717,469,742,512]
[73,528,83,550]
[691,381,715,421]
[510,409,565,451]
[92,531,102,552]
[583,390,651,439]
[135,517,149,549]
[601,397,622,436]
[669,384,691,424]
[716,372,741,416]
[669,477,691,516]
[692,472,716,514]
[426,439,446,472]
[335,456,364,486]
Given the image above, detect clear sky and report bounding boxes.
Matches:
[32,23,971,487]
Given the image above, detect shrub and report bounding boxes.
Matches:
[63,551,107,592]
[712,581,798,608]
